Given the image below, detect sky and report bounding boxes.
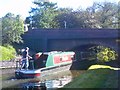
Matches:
[0,0,119,19]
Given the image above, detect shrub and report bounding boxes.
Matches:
[0,45,16,61]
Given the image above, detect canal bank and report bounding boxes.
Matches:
[0,61,16,69]
[63,65,120,89]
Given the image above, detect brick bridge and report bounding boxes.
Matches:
[22,29,119,57]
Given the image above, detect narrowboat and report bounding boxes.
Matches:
[15,51,75,79]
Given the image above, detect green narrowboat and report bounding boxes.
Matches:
[15,51,75,79]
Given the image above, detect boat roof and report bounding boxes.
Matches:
[42,51,75,55]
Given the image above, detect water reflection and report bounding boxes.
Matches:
[1,69,85,90]
[1,68,15,81]
[45,76,72,89]
[21,76,72,90]
[21,80,46,90]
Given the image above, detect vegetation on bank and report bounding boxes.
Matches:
[0,45,16,61]
[62,65,119,88]
[89,64,120,70]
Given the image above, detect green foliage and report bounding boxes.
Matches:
[26,1,119,29]
[0,45,16,61]
[84,2,119,29]
[26,1,59,29]
[118,1,120,29]
[88,46,118,63]
[55,10,74,28]
[2,13,24,45]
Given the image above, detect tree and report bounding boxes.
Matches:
[55,8,74,29]
[2,13,24,45]
[85,2,119,29]
[117,1,120,29]
[26,0,59,29]
[25,1,119,29]
[55,8,88,29]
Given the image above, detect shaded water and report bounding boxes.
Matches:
[1,68,85,90]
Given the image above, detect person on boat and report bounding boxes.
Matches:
[21,47,32,69]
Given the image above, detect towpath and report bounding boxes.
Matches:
[0,61,16,69]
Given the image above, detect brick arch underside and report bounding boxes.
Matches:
[48,38,118,53]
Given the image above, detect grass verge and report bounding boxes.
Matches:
[62,65,119,88]
[0,45,16,61]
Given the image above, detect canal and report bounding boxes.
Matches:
[1,68,85,90]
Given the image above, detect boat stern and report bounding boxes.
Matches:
[15,69,41,79]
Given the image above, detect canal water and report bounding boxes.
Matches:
[1,68,85,90]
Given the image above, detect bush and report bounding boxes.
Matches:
[0,45,16,61]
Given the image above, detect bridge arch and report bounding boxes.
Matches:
[22,29,119,61]
[69,42,118,61]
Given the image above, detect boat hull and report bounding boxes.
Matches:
[15,62,72,79]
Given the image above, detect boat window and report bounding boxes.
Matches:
[38,54,48,60]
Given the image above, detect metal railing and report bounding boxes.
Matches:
[16,60,35,70]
